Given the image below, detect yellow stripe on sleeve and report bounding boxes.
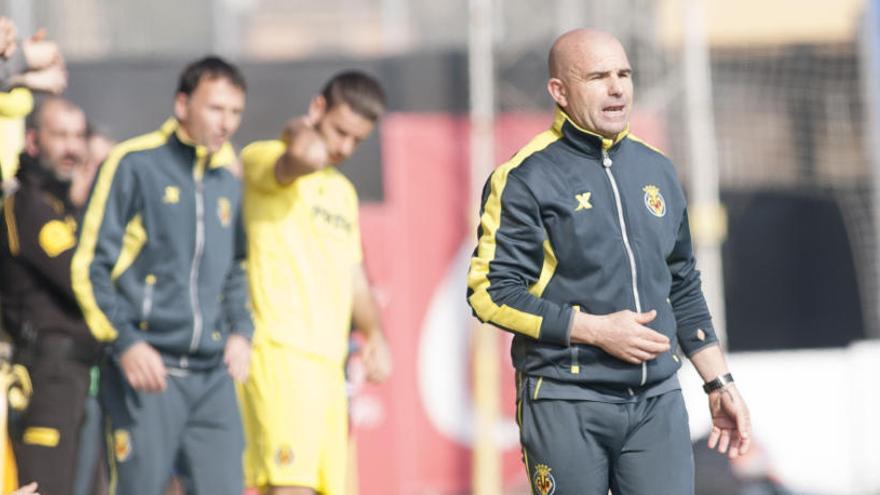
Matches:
[72,130,169,342]
[528,239,557,298]
[467,129,561,340]
[110,214,147,281]
[4,195,19,255]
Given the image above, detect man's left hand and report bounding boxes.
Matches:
[361,333,392,384]
[224,334,251,382]
[707,384,752,459]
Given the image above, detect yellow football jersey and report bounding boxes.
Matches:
[242,140,362,366]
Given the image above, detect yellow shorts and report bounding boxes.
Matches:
[239,342,348,493]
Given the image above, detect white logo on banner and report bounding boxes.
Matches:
[417,242,519,449]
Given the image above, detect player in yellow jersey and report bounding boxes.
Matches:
[239,71,392,495]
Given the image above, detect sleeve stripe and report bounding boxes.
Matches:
[110,213,147,282]
[4,195,19,255]
[466,128,561,339]
[72,128,169,342]
[528,239,557,298]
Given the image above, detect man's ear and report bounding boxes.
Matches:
[307,95,327,124]
[24,128,39,158]
[173,93,189,122]
[547,78,568,108]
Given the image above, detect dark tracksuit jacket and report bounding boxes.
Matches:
[0,153,101,494]
[1,153,100,355]
[72,118,253,370]
[467,108,718,394]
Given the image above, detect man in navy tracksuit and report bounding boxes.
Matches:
[467,29,752,494]
[72,57,253,495]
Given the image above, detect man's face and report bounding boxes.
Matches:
[314,102,375,166]
[552,38,633,138]
[31,103,88,182]
[175,76,246,153]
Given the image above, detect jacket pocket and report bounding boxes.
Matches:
[139,274,157,331]
[569,305,582,375]
[569,346,581,375]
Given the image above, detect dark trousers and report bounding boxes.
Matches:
[518,379,694,495]
[100,361,244,495]
[73,391,108,495]
[11,357,91,495]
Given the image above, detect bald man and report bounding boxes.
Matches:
[1,97,102,494]
[467,29,751,494]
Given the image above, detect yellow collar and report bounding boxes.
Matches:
[551,107,629,150]
[161,118,236,169]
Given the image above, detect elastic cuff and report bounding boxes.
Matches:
[231,321,254,341]
[0,50,27,91]
[111,329,143,358]
[679,328,719,357]
[538,305,573,347]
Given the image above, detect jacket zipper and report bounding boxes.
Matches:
[139,274,156,330]
[602,148,648,386]
[185,158,207,368]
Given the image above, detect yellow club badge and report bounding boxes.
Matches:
[533,464,556,495]
[38,219,76,257]
[163,186,180,204]
[114,429,132,462]
[275,445,294,466]
[643,184,666,218]
[217,197,232,228]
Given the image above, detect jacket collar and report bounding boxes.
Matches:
[16,152,72,207]
[160,118,236,169]
[551,107,629,157]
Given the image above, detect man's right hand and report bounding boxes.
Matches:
[275,116,329,184]
[570,309,670,364]
[119,341,168,392]
[21,29,61,70]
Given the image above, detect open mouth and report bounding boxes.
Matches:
[603,105,625,115]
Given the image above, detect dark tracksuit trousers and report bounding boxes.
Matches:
[101,360,243,495]
[517,375,694,495]
[12,353,92,495]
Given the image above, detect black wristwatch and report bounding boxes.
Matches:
[702,373,734,394]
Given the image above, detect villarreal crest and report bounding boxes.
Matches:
[114,429,132,462]
[533,464,556,495]
[217,197,232,227]
[642,185,666,217]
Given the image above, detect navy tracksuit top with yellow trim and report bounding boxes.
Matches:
[72,118,253,371]
[467,108,717,389]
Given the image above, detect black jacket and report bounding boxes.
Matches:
[72,119,253,370]
[0,153,101,359]
[467,108,717,390]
